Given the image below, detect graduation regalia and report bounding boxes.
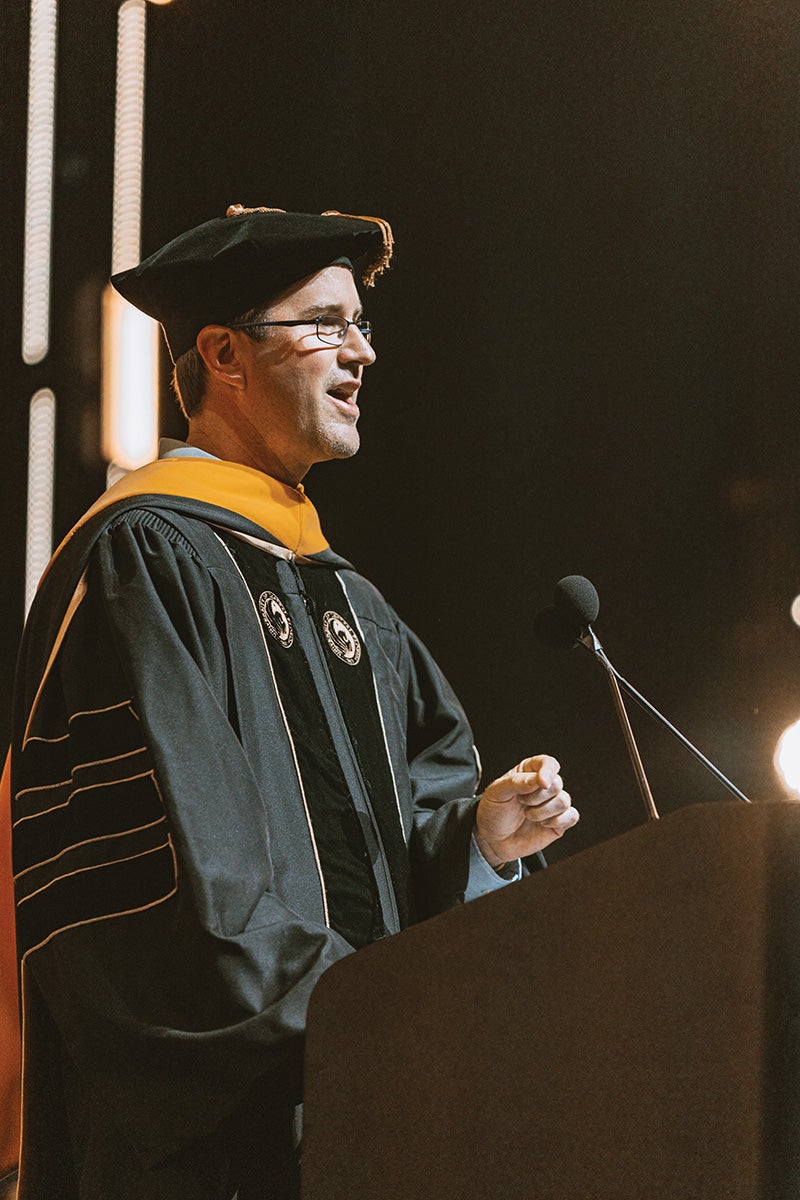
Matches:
[9,457,481,1199]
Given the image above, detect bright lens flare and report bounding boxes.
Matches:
[775,719,800,796]
[102,284,159,469]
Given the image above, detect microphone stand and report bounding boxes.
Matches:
[579,628,659,821]
[578,626,751,806]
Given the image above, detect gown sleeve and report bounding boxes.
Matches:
[399,620,485,913]
[15,513,354,1172]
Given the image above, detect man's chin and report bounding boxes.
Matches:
[325,431,360,461]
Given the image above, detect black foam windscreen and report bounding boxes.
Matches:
[554,575,600,626]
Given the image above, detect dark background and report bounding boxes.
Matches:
[3,0,799,861]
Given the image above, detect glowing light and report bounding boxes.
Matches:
[104,1,159,471]
[22,0,58,364]
[112,0,147,274]
[775,719,800,796]
[25,390,56,613]
[102,284,159,470]
[791,595,800,627]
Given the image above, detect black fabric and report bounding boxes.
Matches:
[11,495,480,1200]
[214,530,386,949]
[297,559,415,926]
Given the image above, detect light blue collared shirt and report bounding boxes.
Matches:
[465,836,522,900]
[159,438,217,460]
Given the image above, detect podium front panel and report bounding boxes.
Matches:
[302,802,800,1199]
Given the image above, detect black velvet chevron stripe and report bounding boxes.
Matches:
[12,693,177,956]
[17,702,146,807]
[67,702,146,763]
[13,768,165,876]
[15,831,176,958]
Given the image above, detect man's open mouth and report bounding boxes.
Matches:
[327,383,359,403]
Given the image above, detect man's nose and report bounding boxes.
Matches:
[339,325,376,365]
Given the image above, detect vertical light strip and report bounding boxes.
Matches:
[22,0,58,365]
[112,0,146,274]
[102,285,159,469]
[103,0,159,471]
[25,390,57,613]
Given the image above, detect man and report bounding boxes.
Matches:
[9,206,578,1199]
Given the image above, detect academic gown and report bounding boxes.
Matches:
[8,459,482,1200]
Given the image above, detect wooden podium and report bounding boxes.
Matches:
[302,802,800,1199]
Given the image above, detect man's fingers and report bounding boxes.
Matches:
[527,801,580,835]
[483,770,563,807]
[519,754,560,784]
[522,790,572,822]
[542,804,580,835]
[507,770,564,799]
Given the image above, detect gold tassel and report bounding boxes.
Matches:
[322,211,394,286]
[225,204,286,217]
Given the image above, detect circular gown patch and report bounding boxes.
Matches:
[258,591,294,648]
[322,610,362,665]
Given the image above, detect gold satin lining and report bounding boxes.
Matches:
[52,457,329,570]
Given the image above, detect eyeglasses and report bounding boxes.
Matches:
[228,316,373,346]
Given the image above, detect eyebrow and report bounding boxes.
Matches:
[295,302,364,321]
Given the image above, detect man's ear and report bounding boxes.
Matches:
[196,325,247,390]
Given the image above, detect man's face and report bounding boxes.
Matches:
[230,264,376,485]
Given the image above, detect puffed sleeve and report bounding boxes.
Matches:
[15,511,353,1177]
[398,620,484,913]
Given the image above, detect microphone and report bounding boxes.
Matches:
[555,574,600,626]
[535,576,751,811]
[536,576,659,820]
[533,575,599,648]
